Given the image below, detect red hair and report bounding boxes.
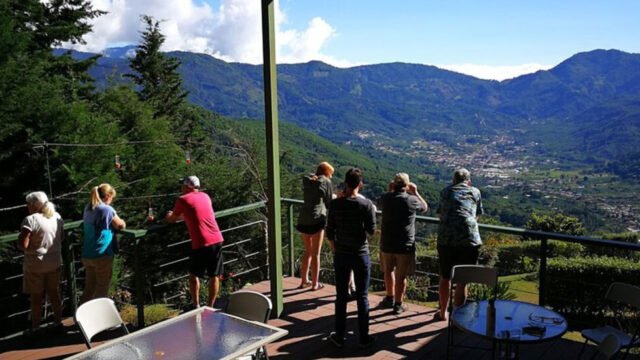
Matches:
[316,162,334,177]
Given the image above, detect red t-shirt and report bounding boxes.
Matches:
[172,191,224,249]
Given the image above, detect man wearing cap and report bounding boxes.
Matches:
[166,176,224,308]
[435,168,483,322]
[378,173,428,314]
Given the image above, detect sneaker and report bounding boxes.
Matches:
[378,296,394,309]
[358,335,375,349]
[393,302,407,314]
[23,328,39,339]
[328,332,345,348]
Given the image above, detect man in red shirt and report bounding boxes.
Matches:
[166,176,224,308]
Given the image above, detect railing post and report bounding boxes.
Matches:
[264,222,270,278]
[66,235,78,314]
[539,237,548,306]
[134,237,145,328]
[288,204,295,277]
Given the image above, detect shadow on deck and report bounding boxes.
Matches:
[0,277,628,360]
[253,277,606,360]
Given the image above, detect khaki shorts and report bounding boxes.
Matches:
[23,268,61,295]
[81,256,114,302]
[379,251,416,278]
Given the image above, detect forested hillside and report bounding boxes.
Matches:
[83,47,640,168]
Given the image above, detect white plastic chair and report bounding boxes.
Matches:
[225,290,272,360]
[75,297,129,348]
[447,265,499,359]
[579,282,640,360]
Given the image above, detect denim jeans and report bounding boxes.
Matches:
[334,252,370,342]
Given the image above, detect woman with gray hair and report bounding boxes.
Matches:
[17,191,64,335]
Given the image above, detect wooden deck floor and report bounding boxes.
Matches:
[0,277,628,360]
[252,277,597,360]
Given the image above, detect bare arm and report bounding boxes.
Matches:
[408,183,428,213]
[165,210,183,223]
[111,215,126,230]
[17,229,30,251]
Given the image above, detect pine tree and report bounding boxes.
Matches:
[126,15,189,119]
[0,0,106,229]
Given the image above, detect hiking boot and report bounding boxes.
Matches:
[378,296,394,309]
[393,302,407,315]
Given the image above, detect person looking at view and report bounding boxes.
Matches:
[378,173,428,314]
[18,191,64,335]
[326,168,376,349]
[80,183,126,304]
[296,162,334,291]
[435,168,483,322]
[166,176,224,308]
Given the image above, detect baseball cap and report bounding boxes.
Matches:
[393,173,410,188]
[181,176,200,189]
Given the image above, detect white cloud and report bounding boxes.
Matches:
[435,63,553,81]
[70,0,352,66]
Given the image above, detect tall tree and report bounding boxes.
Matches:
[0,0,105,230]
[126,15,188,119]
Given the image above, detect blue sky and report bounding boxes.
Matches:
[277,1,640,66]
[79,0,640,80]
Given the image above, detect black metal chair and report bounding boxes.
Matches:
[447,264,499,359]
[579,282,640,360]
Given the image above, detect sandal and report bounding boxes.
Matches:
[312,283,325,291]
[297,281,311,289]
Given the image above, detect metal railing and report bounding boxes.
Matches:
[281,198,640,307]
[2,197,640,336]
[0,201,270,335]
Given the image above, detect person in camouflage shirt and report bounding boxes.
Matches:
[435,168,483,322]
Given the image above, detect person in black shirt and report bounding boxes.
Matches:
[326,168,376,349]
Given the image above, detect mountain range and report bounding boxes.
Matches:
[80,47,640,167]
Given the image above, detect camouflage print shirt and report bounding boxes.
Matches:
[437,182,484,247]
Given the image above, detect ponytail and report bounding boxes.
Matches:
[41,201,56,218]
[90,186,102,209]
[25,191,56,219]
[91,183,116,209]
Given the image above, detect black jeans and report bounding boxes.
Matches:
[334,252,370,341]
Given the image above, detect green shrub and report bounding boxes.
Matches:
[585,232,640,259]
[494,241,584,275]
[546,256,640,326]
[120,304,180,328]
[469,282,516,301]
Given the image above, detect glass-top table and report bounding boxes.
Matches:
[452,300,568,359]
[66,306,288,360]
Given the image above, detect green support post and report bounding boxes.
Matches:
[289,204,295,277]
[261,0,284,317]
